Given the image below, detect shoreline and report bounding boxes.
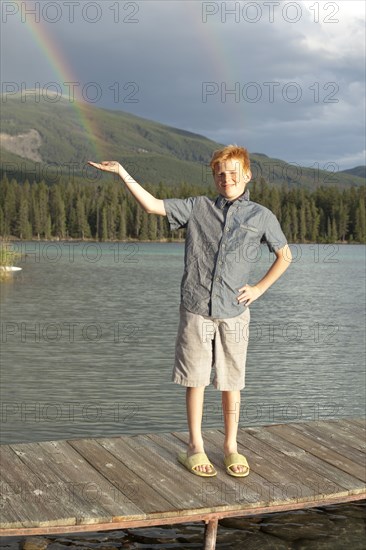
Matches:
[0,237,363,245]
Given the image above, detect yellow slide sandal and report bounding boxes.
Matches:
[224,452,250,477]
[177,451,217,477]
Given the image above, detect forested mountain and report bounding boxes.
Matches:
[340,166,366,179]
[1,93,364,190]
[1,93,365,243]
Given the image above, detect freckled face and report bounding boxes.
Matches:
[213,158,251,201]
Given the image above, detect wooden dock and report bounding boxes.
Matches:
[1,418,365,549]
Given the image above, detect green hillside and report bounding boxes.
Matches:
[1,93,364,189]
[340,166,366,179]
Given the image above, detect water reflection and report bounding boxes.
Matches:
[1,243,365,444]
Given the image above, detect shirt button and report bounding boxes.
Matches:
[216,277,220,281]
[222,244,226,248]
[225,227,230,232]
[219,260,223,265]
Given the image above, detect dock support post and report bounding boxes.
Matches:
[203,518,218,549]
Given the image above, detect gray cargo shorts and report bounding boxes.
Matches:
[172,303,250,391]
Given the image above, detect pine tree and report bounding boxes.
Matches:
[45,214,52,240]
[3,179,17,236]
[37,181,50,238]
[282,203,292,242]
[31,184,41,239]
[331,217,337,242]
[291,204,298,241]
[50,185,66,239]
[134,204,142,239]
[326,216,338,242]
[355,198,366,243]
[0,205,5,236]
[68,194,89,239]
[16,197,32,239]
[310,200,320,242]
[117,204,127,240]
[139,210,149,240]
[107,204,117,240]
[64,181,75,238]
[157,214,166,240]
[338,200,349,242]
[299,204,307,242]
[101,207,108,240]
[0,174,10,213]
[148,214,158,240]
[269,187,281,219]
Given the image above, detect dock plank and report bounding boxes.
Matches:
[98,432,232,515]
[292,422,366,465]
[0,446,76,528]
[338,419,366,442]
[206,428,313,495]
[11,440,127,524]
[245,425,365,492]
[267,423,366,482]
[69,437,172,518]
[151,430,273,508]
[1,419,365,542]
[105,433,208,511]
[132,432,235,508]
[150,431,258,508]
[174,427,336,506]
[172,428,282,505]
[0,479,46,529]
[228,428,349,501]
[308,420,365,452]
[350,418,366,428]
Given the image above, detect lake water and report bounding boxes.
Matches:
[1,242,365,444]
[1,241,365,549]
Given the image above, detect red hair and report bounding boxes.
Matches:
[210,144,251,174]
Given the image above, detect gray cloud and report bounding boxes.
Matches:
[2,0,365,169]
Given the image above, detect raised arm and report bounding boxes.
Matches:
[88,161,166,216]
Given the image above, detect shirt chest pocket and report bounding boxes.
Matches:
[240,223,259,233]
[235,223,262,248]
[225,222,261,254]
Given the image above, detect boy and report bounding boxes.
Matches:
[89,145,292,478]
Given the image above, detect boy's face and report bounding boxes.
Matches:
[213,158,251,201]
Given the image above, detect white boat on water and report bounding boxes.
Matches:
[0,266,22,271]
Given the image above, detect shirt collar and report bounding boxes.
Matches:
[215,188,250,209]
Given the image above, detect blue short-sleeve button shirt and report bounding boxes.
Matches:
[163,189,288,318]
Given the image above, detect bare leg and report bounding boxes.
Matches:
[186,386,214,474]
[222,390,247,474]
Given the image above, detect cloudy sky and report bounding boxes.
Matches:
[2,0,365,169]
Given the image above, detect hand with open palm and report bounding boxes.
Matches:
[88,161,122,175]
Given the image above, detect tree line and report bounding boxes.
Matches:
[0,174,365,243]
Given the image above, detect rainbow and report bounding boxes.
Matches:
[11,0,105,162]
[184,1,246,136]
